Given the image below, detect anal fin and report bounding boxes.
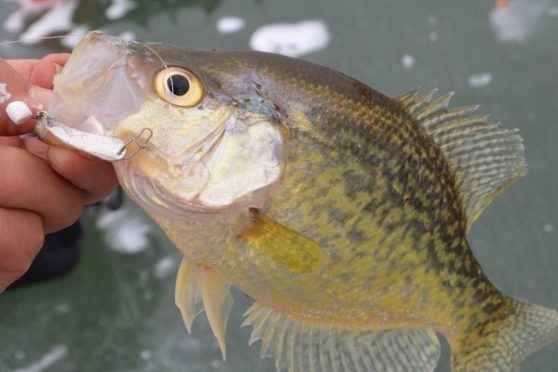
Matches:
[242,303,441,372]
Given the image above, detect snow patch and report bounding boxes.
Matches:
[490,0,550,43]
[216,16,246,34]
[154,256,176,278]
[106,0,136,20]
[0,83,12,104]
[250,20,330,57]
[401,54,415,69]
[13,345,68,372]
[18,0,78,45]
[60,25,89,48]
[468,73,493,87]
[118,30,136,42]
[96,208,152,254]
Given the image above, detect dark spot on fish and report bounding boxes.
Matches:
[482,301,501,315]
[405,274,413,285]
[251,80,262,90]
[347,225,367,245]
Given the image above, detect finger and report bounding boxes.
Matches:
[0,207,44,292]
[29,53,69,89]
[6,54,68,89]
[0,136,50,160]
[1,54,69,134]
[0,60,40,135]
[0,136,24,147]
[48,146,118,204]
[0,146,85,232]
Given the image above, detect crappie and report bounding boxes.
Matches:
[49,32,558,371]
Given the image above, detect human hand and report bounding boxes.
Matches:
[0,54,118,292]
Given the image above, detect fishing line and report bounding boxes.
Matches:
[0,34,84,47]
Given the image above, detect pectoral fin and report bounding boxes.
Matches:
[239,209,325,274]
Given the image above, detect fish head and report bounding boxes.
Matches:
[50,31,285,219]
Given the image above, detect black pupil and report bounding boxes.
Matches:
[167,74,190,96]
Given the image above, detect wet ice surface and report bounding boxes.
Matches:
[0,0,557,371]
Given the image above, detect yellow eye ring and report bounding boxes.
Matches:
[154,67,203,107]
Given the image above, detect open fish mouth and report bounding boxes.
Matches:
[47,31,147,136]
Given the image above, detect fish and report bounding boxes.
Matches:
[48,31,558,371]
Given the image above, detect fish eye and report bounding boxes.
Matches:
[154,67,203,107]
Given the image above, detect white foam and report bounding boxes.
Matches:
[0,83,12,104]
[13,345,68,372]
[106,0,136,20]
[401,54,415,69]
[96,208,152,254]
[216,16,246,34]
[250,20,330,57]
[490,0,550,44]
[468,73,493,87]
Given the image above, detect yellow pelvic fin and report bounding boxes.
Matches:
[175,256,203,333]
[199,266,233,361]
[398,89,527,232]
[242,302,441,372]
[174,256,233,361]
[239,209,325,274]
[450,297,558,372]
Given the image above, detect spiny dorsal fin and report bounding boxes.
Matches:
[398,89,527,231]
[242,302,441,372]
[174,257,233,360]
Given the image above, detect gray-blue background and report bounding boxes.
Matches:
[0,0,557,371]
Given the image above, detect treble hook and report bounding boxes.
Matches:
[117,128,154,160]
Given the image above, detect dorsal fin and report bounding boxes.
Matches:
[398,89,527,231]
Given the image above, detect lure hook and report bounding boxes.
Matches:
[117,128,154,160]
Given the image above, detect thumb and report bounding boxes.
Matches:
[0,60,44,136]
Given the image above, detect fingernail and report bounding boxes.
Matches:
[6,101,32,125]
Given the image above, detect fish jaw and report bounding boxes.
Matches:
[48,31,147,135]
